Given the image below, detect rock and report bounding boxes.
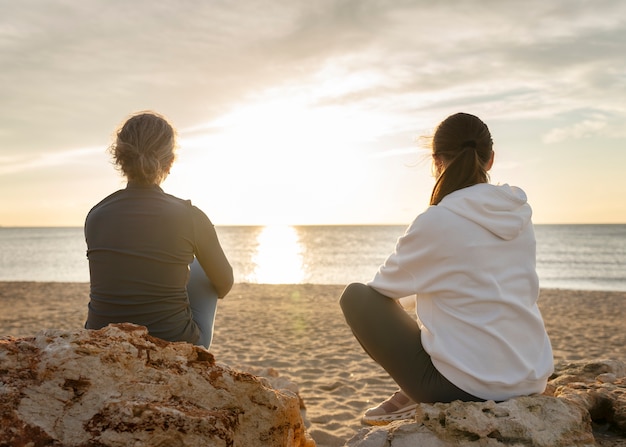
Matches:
[345,421,452,447]
[548,360,626,435]
[227,365,308,413]
[0,323,315,447]
[347,396,594,447]
[345,359,626,447]
[547,359,626,389]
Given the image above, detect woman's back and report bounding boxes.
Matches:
[85,182,209,343]
[84,112,233,346]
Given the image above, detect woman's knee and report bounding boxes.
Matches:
[339,282,369,312]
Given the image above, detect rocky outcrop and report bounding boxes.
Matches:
[346,359,626,447]
[0,324,315,447]
[2,323,624,447]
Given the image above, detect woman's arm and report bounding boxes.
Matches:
[368,209,442,299]
[192,209,234,298]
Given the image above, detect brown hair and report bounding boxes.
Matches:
[109,111,177,184]
[429,113,493,205]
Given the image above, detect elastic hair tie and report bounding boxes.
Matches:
[461,140,476,149]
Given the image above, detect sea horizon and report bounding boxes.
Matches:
[2,222,626,228]
[1,224,625,292]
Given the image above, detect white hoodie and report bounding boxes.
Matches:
[368,183,554,401]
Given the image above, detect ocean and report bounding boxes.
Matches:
[0,225,625,291]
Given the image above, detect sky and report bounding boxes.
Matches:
[1,0,625,227]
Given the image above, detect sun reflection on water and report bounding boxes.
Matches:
[248,225,305,284]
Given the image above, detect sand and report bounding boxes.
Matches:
[1,282,625,446]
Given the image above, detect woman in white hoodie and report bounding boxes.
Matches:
[340,113,553,425]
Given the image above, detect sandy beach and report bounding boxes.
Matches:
[1,282,625,446]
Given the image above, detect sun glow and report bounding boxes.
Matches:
[166,82,404,225]
[247,225,305,284]
[180,92,392,166]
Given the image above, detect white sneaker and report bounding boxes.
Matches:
[361,390,417,426]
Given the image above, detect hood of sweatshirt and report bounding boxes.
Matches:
[437,183,532,241]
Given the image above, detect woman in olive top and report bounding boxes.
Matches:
[85,111,233,348]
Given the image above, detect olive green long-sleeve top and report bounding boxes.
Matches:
[84,182,232,344]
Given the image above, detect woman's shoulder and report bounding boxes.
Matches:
[86,189,126,216]
[160,193,214,225]
[410,205,456,230]
[156,189,198,209]
[397,206,457,244]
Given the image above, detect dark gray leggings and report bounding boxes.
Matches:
[340,283,482,403]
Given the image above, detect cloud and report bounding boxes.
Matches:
[0,146,103,176]
[2,0,626,155]
[266,1,626,129]
[543,115,619,144]
[2,0,626,225]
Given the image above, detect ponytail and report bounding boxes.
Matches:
[429,114,493,205]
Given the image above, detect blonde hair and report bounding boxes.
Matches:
[109,111,177,184]
[429,113,493,205]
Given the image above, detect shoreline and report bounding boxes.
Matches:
[1,282,625,446]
